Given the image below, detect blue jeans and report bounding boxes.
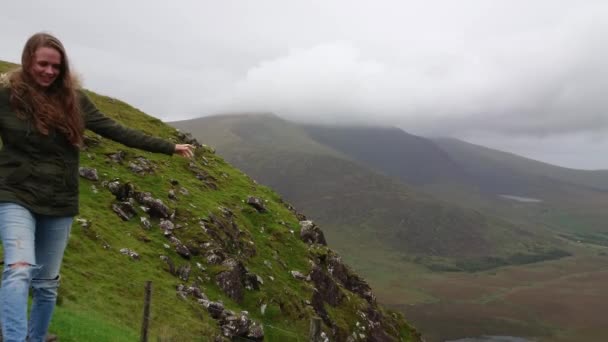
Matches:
[0,203,72,342]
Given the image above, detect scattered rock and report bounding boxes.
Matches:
[112,202,137,221]
[206,252,224,265]
[177,263,192,281]
[120,248,140,260]
[290,270,308,281]
[176,131,203,147]
[106,150,127,163]
[160,255,176,274]
[168,189,178,200]
[134,192,171,218]
[244,273,262,290]
[246,196,267,213]
[75,218,91,229]
[160,219,175,232]
[79,167,99,181]
[169,236,191,259]
[200,299,225,319]
[107,181,135,201]
[140,217,152,229]
[215,259,247,303]
[247,323,264,340]
[128,157,156,174]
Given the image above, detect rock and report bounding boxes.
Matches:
[106,150,127,163]
[128,162,144,174]
[310,266,343,307]
[129,157,156,174]
[206,252,224,265]
[247,323,264,340]
[188,162,218,189]
[169,236,191,259]
[246,196,267,213]
[290,270,308,281]
[200,299,225,319]
[160,255,176,275]
[176,131,203,147]
[220,313,250,338]
[186,285,207,300]
[179,187,190,196]
[75,218,91,229]
[134,192,171,218]
[168,189,178,200]
[78,167,99,181]
[140,217,152,229]
[328,255,375,304]
[244,273,262,290]
[148,199,171,219]
[177,263,191,281]
[107,181,135,201]
[299,220,327,246]
[159,219,175,231]
[119,248,140,260]
[215,259,247,303]
[112,202,137,221]
[170,179,179,185]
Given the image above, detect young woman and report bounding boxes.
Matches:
[0,32,195,341]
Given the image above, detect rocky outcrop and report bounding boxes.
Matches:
[246,196,267,213]
[299,220,327,246]
[215,259,248,303]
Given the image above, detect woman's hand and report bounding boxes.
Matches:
[175,144,195,158]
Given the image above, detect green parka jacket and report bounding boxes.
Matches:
[0,86,175,216]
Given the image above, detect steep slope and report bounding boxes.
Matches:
[0,61,420,341]
[171,114,568,272]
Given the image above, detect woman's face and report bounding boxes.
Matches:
[29,47,62,88]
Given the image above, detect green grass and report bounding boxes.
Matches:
[50,307,139,342]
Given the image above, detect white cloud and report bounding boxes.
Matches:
[1,0,607,168]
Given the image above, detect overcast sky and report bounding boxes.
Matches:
[1,1,607,169]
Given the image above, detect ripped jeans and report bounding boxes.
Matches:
[0,203,72,342]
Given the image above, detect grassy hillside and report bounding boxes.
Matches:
[171,114,569,272]
[0,61,420,341]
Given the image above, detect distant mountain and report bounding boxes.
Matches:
[433,137,608,192]
[171,114,569,272]
[301,125,471,186]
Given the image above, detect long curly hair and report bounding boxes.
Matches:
[8,32,84,146]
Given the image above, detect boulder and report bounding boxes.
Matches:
[79,167,99,181]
